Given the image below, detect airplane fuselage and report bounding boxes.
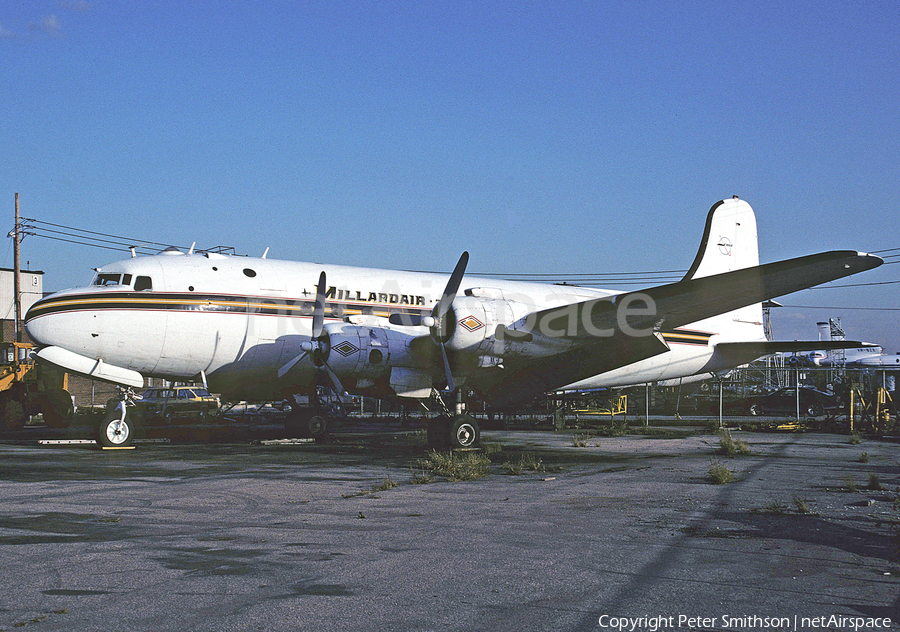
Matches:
[25,249,764,402]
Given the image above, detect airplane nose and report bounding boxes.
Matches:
[24,299,49,345]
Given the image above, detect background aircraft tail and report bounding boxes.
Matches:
[683,197,765,341]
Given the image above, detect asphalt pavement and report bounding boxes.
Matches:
[0,427,897,631]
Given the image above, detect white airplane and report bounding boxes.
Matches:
[808,321,897,367]
[25,197,881,448]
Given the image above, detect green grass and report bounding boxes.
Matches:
[718,429,751,457]
[867,472,883,491]
[415,450,491,481]
[792,496,815,515]
[372,475,399,492]
[707,460,734,484]
[502,452,545,475]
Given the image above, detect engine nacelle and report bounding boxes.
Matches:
[442,294,532,356]
[322,320,425,381]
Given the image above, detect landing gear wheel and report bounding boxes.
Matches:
[450,414,480,449]
[97,409,135,448]
[749,404,763,416]
[285,411,330,442]
[40,388,74,429]
[806,404,824,417]
[307,415,329,442]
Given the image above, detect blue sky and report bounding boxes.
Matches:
[2,1,898,351]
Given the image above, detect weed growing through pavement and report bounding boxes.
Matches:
[867,472,883,491]
[372,475,399,492]
[717,429,751,457]
[707,460,734,484]
[762,500,790,515]
[502,452,545,475]
[849,432,862,445]
[415,450,491,481]
[859,452,869,463]
[793,496,815,515]
[572,435,589,448]
[844,475,858,492]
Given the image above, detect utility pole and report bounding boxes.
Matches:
[13,193,23,342]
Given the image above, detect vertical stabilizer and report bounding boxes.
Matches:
[683,197,759,281]
[685,197,764,341]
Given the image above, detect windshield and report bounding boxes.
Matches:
[93,273,133,287]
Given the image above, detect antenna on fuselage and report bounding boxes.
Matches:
[262,247,269,259]
[189,242,195,255]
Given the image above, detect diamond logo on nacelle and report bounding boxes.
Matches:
[332,341,360,357]
[459,316,484,332]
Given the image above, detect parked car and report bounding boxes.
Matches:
[741,387,838,418]
[133,386,220,423]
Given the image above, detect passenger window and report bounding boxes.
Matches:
[122,274,132,286]
[178,391,190,399]
[135,276,153,291]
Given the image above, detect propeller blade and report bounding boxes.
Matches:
[312,271,326,339]
[435,251,469,320]
[439,341,455,393]
[322,360,346,395]
[277,351,309,379]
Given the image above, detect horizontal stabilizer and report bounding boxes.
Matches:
[716,340,878,356]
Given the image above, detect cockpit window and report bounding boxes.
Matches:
[135,276,153,291]
[95,273,124,286]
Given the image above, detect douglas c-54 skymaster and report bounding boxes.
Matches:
[25,197,881,448]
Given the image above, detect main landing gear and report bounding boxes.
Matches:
[426,414,481,451]
[283,386,342,442]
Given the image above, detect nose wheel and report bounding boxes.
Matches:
[97,408,135,448]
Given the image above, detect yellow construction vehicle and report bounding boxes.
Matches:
[0,341,73,431]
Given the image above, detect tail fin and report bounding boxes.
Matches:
[684,197,764,341]
[683,197,759,281]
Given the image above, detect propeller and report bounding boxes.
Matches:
[390,251,469,392]
[277,271,345,395]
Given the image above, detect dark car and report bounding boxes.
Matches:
[742,387,838,418]
[134,386,220,423]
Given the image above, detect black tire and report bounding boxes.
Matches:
[749,403,764,416]
[449,414,480,449]
[97,408,135,448]
[307,415,329,442]
[807,404,824,417]
[285,411,329,440]
[40,388,74,429]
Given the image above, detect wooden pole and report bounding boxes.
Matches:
[13,193,22,343]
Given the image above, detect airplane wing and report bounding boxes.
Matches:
[472,250,882,405]
[528,250,881,340]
